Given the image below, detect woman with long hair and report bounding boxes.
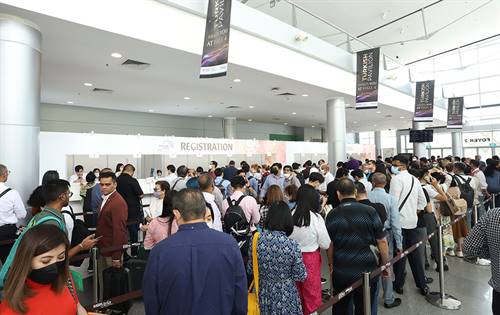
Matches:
[258,184,284,226]
[0,224,93,315]
[289,184,331,315]
[144,190,179,249]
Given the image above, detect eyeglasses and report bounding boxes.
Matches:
[67,191,74,198]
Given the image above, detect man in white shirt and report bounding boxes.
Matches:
[164,164,178,187]
[172,165,188,191]
[352,169,373,192]
[319,164,334,192]
[69,165,85,184]
[198,174,223,232]
[452,162,480,228]
[470,159,489,221]
[389,155,432,296]
[0,164,26,263]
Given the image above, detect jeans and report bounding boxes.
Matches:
[381,232,396,305]
[332,276,379,315]
[393,228,427,291]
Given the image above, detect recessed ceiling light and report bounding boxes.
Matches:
[311,125,315,128]
[148,109,155,113]
[284,122,288,125]
[111,52,123,58]
[376,111,381,114]
[353,121,358,124]
[83,82,93,87]
[233,79,241,83]
[292,112,297,115]
[248,119,253,122]
[66,101,73,104]
[400,116,405,119]
[183,96,191,100]
[301,94,309,97]
[207,115,213,118]
[249,105,255,109]
[374,124,377,127]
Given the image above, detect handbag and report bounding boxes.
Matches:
[248,232,260,315]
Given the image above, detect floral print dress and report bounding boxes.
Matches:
[248,230,307,315]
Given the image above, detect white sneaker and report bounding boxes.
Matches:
[456,251,464,258]
[477,258,491,266]
[447,250,456,257]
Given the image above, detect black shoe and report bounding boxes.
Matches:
[420,286,430,296]
[435,264,450,272]
[394,287,404,294]
[425,277,434,284]
[425,261,430,270]
[384,298,402,309]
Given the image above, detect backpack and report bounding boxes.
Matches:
[223,196,250,239]
[294,171,305,186]
[453,175,475,208]
[445,185,468,216]
[62,206,92,267]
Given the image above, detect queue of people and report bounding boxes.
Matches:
[0,154,499,314]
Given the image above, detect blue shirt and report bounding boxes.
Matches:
[260,174,285,199]
[91,183,103,213]
[143,222,247,315]
[369,187,403,249]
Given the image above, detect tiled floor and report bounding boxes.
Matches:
[79,252,493,315]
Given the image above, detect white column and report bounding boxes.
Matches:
[327,98,346,167]
[412,121,427,158]
[0,15,41,202]
[374,130,382,158]
[452,131,463,157]
[223,117,236,139]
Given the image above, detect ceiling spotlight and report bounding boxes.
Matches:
[207,115,213,118]
[311,125,316,128]
[248,119,253,122]
[400,116,405,119]
[233,79,241,83]
[148,109,155,113]
[301,94,309,97]
[292,112,297,115]
[376,111,381,114]
[111,52,123,58]
[66,101,74,104]
[374,124,377,127]
[249,105,255,109]
[83,82,93,87]
[284,122,288,125]
[183,96,191,100]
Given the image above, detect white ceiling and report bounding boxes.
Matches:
[0,3,440,132]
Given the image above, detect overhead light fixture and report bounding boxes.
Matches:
[148,109,155,113]
[292,112,297,115]
[111,52,123,58]
[248,119,253,122]
[207,115,213,118]
[376,111,381,114]
[233,79,241,83]
[374,124,377,127]
[311,125,315,128]
[249,105,255,109]
[66,101,73,104]
[353,121,358,124]
[284,122,288,126]
[400,116,405,119]
[183,96,191,100]
[83,82,93,87]
[301,94,309,97]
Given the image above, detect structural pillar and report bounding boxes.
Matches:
[374,130,382,158]
[0,15,41,203]
[395,129,403,154]
[223,117,236,139]
[412,121,427,158]
[451,131,463,157]
[327,98,346,167]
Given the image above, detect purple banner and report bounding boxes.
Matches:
[356,48,380,110]
[447,97,464,129]
[414,80,434,122]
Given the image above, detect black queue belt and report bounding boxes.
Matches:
[315,211,469,314]
[89,290,144,311]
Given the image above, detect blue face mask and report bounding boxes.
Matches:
[391,166,400,175]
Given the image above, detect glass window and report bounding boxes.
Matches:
[431,149,442,157]
[464,148,477,158]
[442,148,453,157]
[478,147,493,160]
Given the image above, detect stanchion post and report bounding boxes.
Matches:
[91,247,99,304]
[437,224,446,301]
[362,272,371,315]
[493,193,497,209]
[473,204,478,228]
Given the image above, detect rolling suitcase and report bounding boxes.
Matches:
[102,266,132,314]
[124,259,147,292]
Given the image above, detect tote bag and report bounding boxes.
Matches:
[248,232,260,315]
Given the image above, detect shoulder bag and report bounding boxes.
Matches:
[398,177,415,211]
[248,232,260,315]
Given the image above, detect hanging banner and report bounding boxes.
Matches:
[355,47,380,109]
[447,97,464,129]
[200,0,232,78]
[413,80,434,122]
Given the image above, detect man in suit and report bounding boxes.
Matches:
[96,172,128,300]
[116,164,143,256]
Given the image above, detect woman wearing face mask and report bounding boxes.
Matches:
[146,181,170,221]
[0,224,96,315]
[283,165,302,189]
[143,190,179,250]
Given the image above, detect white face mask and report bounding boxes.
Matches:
[284,173,291,179]
[206,222,213,229]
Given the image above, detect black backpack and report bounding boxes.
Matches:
[453,175,475,208]
[223,196,249,237]
[62,206,92,267]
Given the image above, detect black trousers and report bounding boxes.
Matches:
[493,289,500,315]
[128,223,139,256]
[332,276,379,315]
[0,224,17,264]
[393,228,427,290]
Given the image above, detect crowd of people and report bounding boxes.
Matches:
[0,153,499,314]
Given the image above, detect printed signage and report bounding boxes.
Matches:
[355,47,380,110]
[414,80,435,122]
[200,0,232,78]
[447,97,464,129]
[159,137,234,154]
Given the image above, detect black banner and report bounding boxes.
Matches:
[414,80,434,122]
[355,48,380,110]
[447,97,464,129]
[200,0,232,78]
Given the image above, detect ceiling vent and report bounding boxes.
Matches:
[277,92,296,96]
[121,59,151,70]
[92,88,113,94]
[226,105,241,109]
